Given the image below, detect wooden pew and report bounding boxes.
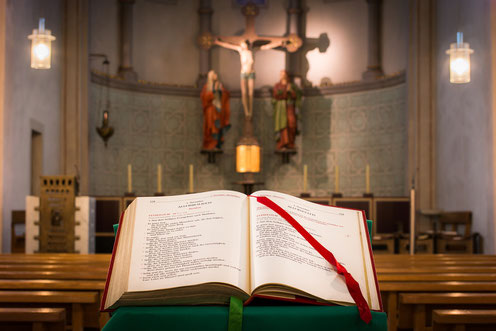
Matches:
[0,291,99,331]
[375,256,496,265]
[0,279,106,290]
[0,253,111,259]
[2,253,494,331]
[382,281,496,331]
[0,254,110,329]
[375,254,496,331]
[0,264,109,272]
[399,293,496,330]
[377,266,496,274]
[381,281,496,292]
[375,259,496,271]
[432,309,496,330]
[0,270,108,280]
[375,254,496,259]
[0,307,65,331]
[1,282,106,324]
[0,254,111,265]
[0,280,107,329]
[378,273,496,281]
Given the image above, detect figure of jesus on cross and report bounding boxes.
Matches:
[200,3,302,120]
[214,38,283,118]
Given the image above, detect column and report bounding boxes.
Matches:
[60,0,89,194]
[286,0,302,78]
[287,0,300,35]
[118,0,138,81]
[407,0,437,221]
[0,0,5,252]
[197,0,212,87]
[491,0,496,254]
[362,0,384,81]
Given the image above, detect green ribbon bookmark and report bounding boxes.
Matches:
[228,296,243,331]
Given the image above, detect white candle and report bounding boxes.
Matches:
[127,164,132,193]
[334,165,339,192]
[189,164,194,193]
[365,164,370,193]
[157,164,162,193]
[303,164,308,192]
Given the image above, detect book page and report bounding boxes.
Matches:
[127,190,250,294]
[249,191,380,310]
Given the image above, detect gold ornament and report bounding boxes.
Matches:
[198,32,214,50]
[285,34,302,53]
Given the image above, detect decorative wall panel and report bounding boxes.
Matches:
[89,83,407,197]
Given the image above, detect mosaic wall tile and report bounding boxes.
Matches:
[89,83,408,197]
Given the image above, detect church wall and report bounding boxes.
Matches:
[89,0,119,75]
[382,0,408,76]
[89,82,407,198]
[1,0,63,252]
[133,0,199,85]
[436,0,495,253]
[303,0,367,86]
[89,0,408,89]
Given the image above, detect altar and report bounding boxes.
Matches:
[102,305,387,331]
[101,220,386,331]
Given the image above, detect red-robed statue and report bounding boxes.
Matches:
[201,70,231,150]
[272,70,301,150]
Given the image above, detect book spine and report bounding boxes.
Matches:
[361,210,384,312]
[99,211,125,312]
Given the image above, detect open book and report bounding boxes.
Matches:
[102,190,382,312]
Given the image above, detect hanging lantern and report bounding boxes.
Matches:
[236,143,261,173]
[236,117,261,173]
[96,57,114,147]
[28,18,56,69]
[446,32,473,84]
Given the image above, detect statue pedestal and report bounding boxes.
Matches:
[275,148,297,164]
[234,172,263,195]
[201,148,223,163]
[234,180,264,195]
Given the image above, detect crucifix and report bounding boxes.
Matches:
[199,3,302,120]
[198,3,302,192]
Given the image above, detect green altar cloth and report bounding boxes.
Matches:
[105,220,386,330]
[103,306,387,331]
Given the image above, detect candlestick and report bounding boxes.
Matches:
[303,164,308,192]
[157,164,162,193]
[410,186,416,255]
[365,164,370,193]
[334,165,339,192]
[189,164,194,193]
[127,164,132,193]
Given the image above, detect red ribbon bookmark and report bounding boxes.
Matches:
[255,196,372,324]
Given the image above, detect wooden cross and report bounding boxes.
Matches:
[198,3,302,118]
[199,3,302,53]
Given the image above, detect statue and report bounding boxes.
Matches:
[214,39,282,118]
[201,70,231,150]
[197,2,302,167]
[272,70,301,150]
